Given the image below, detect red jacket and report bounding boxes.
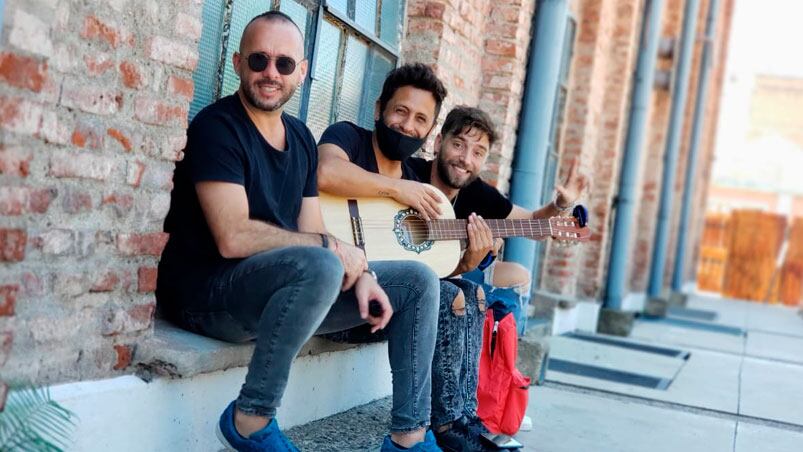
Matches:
[477,309,531,435]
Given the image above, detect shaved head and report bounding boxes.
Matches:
[240,11,304,56]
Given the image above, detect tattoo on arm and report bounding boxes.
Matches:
[378,191,391,197]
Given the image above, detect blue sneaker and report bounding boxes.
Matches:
[380,430,442,451]
[216,401,299,451]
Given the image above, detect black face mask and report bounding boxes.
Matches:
[374,119,426,161]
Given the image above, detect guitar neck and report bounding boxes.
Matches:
[427,218,552,240]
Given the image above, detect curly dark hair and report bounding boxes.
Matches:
[441,106,498,146]
[377,63,448,120]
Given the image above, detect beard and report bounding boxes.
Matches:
[436,151,479,189]
[241,78,296,112]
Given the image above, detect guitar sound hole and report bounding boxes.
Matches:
[400,216,429,246]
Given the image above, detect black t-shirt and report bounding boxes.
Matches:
[318,121,420,181]
[407,157,513,219]
[159,94,318,286]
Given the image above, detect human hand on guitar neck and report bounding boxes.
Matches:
[451,213,496,276]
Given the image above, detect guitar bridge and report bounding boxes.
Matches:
[347,199,366,250]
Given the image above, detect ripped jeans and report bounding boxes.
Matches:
[430,277,486,427]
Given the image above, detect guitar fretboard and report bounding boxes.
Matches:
[424,218,553,241]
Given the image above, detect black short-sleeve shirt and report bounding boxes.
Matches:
[319,121,420,180]
[159,94,318,284]
[407,157,513,220]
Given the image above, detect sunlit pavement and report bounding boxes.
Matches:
[518,294,803,452]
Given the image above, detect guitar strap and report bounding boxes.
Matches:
[347,199,366,251]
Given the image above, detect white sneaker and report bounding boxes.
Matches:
[518,415,533,432]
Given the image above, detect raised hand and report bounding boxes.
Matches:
[555,159,589,209]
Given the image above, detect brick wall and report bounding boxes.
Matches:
[0,0,200,384]
[402,0,535,194]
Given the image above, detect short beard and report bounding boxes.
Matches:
[241,79,296,112]
[436,153,478,189]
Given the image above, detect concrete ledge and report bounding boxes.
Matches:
[135,319,361,380]
[518,336,549,386]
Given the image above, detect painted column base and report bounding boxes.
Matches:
[644,297,670,318]
[517,336,550,386]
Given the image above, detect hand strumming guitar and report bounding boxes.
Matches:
[390,179,443,221]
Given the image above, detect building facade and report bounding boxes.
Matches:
[0,0,733,398]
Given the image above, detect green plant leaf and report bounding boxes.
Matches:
[0,386,76,452]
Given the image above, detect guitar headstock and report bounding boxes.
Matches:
[548,205,591,244]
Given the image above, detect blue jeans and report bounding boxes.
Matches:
[431,278,485,427]
[157,246,439,432]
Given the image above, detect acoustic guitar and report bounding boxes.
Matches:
[319,185,590,278]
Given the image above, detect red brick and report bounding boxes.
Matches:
[146,36,198,71]
[91,271,120,292]
[168,75,194,100]
[102,303,155,336]
[423,2,446,19]
[84,54,115,76]
[0,51,47,92]
[0,186,56,215]
[0,331,11,366]
[119,61,143,89]
[134,97,188,127]
[117,232,168,256]
[137,266,158,293]
[485,39,516,57]
[49,154,116,181]
[107,128,133,152]
[62,189,93,214]
[0,285,18,317]
[101,192,134,217]
[113,344,133,370]
[0,147,32,177]
[81,15,125,48]
[0,229,26,262]
[71,123,105,149]
[0,96,43,136]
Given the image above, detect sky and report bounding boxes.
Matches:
[712,0,803,195]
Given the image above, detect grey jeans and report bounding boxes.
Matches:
[158,246,440,432]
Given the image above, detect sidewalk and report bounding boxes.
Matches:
[289,294,803,451]
[519,294,803,452]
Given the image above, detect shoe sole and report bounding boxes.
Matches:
[215,422,236,451]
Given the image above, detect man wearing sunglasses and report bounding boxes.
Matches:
[157,12,441,452]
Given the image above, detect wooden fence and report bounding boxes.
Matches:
[696,210,803,305]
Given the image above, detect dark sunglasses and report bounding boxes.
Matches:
[246,53,298,75]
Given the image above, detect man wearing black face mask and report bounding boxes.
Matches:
[318,64,498,452]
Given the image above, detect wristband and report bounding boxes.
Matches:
[553,197,571,212]
[365,268,378,280]
[319,233,329,249]
[477,252,497,271]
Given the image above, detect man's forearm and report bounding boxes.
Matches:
[219,219,324,258]
[318,157,399,198]
[531,203,562,220]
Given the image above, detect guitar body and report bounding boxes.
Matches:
[319,187,462,278]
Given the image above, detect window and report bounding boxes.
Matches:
[531,15,576,289]
[189,0,404,140]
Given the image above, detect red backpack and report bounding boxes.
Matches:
[476,309,531,435]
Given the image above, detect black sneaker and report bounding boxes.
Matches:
[434,419,495,452]
[461,416,522,452]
